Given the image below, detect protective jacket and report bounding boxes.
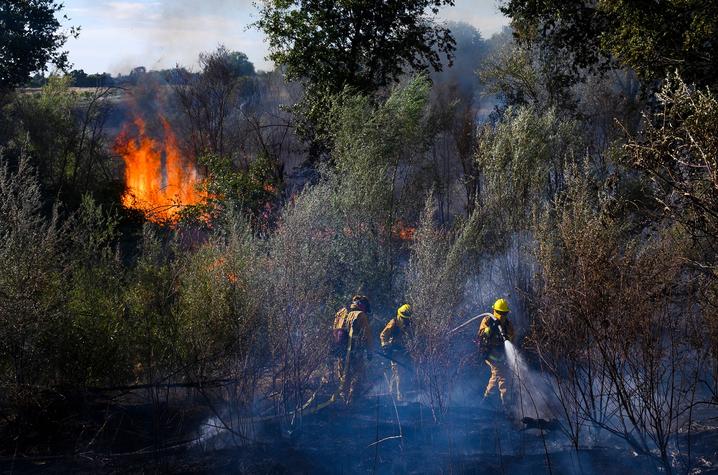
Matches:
[333,304,374,354]
[332,302,373,403]
[380,315,413,401]
[380,317,412,351]
[477,315,514,361]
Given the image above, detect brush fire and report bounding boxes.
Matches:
[114,114,204,222]
[2,0,717,473]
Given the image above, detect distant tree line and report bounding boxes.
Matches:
[24,49,257,88]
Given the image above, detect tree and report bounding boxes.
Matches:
[0,0,78,92]
[225,50,255,77]
[12,76,118,208]
[256,0,456,160]
[256,0,456,96]
[500,0,718,88]
[173,46,256,158]
[622,77,718,389]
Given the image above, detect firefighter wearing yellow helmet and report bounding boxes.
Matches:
[477,298,515,404]
[380,304,414,401]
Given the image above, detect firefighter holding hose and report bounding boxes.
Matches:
[380,304,414,401]
[332,295,374,404]
[477,298,515,405]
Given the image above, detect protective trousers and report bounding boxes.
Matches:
[335,353,366,404]
[386,352,412,401]
[387,361,405,401]
[484,359,508,402]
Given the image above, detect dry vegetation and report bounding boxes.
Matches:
[1,41,717,475]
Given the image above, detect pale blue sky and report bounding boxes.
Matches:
[61,0,509,74]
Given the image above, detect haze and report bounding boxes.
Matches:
[62,0,509,74]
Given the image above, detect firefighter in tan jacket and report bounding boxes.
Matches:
[477,298,515,404]
[380,304,413,401]
[332,295,374,403]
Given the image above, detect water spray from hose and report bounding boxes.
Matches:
[504,340,553,420]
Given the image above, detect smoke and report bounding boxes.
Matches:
[73,0,270,75]
[146,0,269,72]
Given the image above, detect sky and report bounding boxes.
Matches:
[61,0,509,75]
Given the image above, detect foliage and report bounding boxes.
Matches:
[256,0,455,95]
[532,169,705,471]
[476,106,582,239]
[256,0,456,152]
[0,156,64,396]
[500,0,718,88]
[172,216,264,392]
[623,76,718,267]
[173,46,257,159]
[68,69,115,88]
[406,193,482,417]
[182,152,281,229]
[621,75,718,399]
[211,48,255,78]
[60,195,128,386]
[0,0,78,91]
[331,76,433,220]
[479,40,578,111]
[10,75,120,208]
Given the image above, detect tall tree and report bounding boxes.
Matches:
[500,0,718,88]
[173,46,256,159]
[256,0,456,95]
[0,0,77,92]
[255,0,456,158]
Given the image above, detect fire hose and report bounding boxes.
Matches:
[212,315,492,432]
[448,313,493,335]
[374,349,412,370]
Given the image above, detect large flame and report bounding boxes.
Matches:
[114,115,204,222]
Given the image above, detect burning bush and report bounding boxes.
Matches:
[114,113,205,223]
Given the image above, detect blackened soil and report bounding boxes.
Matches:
[2,389,717,474]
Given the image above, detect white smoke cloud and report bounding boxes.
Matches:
[440,0,509,36]
[63,0,508,74]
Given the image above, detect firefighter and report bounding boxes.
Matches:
[380,304,414,401]
[477,298,515,404]
[332,295,374,403]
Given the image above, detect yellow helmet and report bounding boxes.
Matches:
[397,304,412,319]
[493,298,510,315]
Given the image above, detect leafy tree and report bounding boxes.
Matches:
[224,50,255,77]
[69,68,88,85]
[256,0,456,95]
[500,0,718,88]
[0,0,78,91]
[256,0,456,154]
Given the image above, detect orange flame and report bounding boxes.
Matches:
[114,115,204,222]
[392,220,416,241]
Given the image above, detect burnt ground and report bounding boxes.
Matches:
[1,374,717,474]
